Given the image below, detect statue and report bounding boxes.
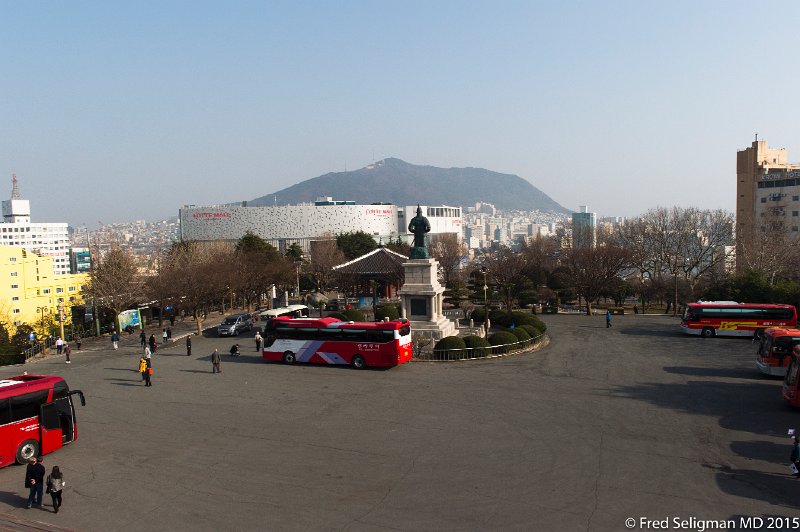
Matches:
[407,205,431,259]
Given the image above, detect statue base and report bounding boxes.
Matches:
[398,258,456,341]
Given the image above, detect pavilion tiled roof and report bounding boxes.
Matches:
[332,247,408,279]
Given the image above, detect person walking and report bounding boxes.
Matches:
[148,334,156,353]
[64,343,71,364]
[24,456,45,509]
[186,335,192,356]
[111,330,120,350]
[55,337,64,355]
[211,349,221,374]
[791,436,800,478]
[162,328,168,345]
[606,310,612,328]
[166,327,172,342]
[75,332,82,350]
[144,344,152,358]
[138,354,148,382]
[139,330,146,348]
[46,466,65,513]
[144,355,153,387]
[254,331,262,352]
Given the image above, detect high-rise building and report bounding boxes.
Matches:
[1,175,70,275]
[572,205,596,248]
[736,138,800,267]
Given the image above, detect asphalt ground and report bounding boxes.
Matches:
[0,313,799,531]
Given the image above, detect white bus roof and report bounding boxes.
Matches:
[260,305,309,318]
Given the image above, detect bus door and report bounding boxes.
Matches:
[39,391,84,453]
[784,356,800,407]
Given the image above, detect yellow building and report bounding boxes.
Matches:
[0,245,89,336]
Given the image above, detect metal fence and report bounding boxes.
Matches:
[419,332,546,362]
[21,336,58,363]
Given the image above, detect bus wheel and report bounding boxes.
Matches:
[283,351,296,364]
[701,327,715,338]
[351,355,366,369]
[15,440,39,465]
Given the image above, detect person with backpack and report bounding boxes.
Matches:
[46,466,66,513]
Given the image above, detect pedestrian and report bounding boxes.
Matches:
[111,330,120,350]
[162,328,168,345]
[46,465,65,513]
[211,349,221,373]
[144,344,151,358]
[791,436,800,478]
[606,309,612,328]
[148,334,156,353]
[166,327,172,342]
[75,332,81,350]
[144,355,153,387]
[139,330,146,348]
[55,337,64,355]
[24,456,45,509]
[254,331,262,352]
[633,304,639,315]
[186,335,192,356]
[138,354,148,381]
[229,344,240,357]
[64,343,71,364]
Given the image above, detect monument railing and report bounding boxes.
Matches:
[419,332,546,362]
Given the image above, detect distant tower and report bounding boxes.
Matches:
[572,205,597,249]
[2,174,31,223]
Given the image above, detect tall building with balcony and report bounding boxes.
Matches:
[736,139,800,268]
[1,175,70,275]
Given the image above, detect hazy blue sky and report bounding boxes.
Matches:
[2,1,799,227]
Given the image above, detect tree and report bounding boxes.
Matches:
[336,231,377,260]
[482,247,534,310]
[429,233,467,288]
[384,236,411,257]
[85,245,145,329]
[236,232,291,310]
[563,239,631,315]
[309,237,346,291]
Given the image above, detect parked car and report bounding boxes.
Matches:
[217,313,253,336]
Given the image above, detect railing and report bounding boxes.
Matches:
[21,336,58,362]
[419,332,546,362]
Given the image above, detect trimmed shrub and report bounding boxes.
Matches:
[519,324,543,338]
[488,331,519,354]
[470,307,487,323]
[342,308,365,322]
[0,353,22,366]
[434,336,467,351]
[509,328,531,341]
[375,303,400,322]
[463,335,491,357]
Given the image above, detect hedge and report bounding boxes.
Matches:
[519,324,543,337]
[463,335,491,357]
[488,331,519,354]
[434,336,467,350]
[375,303,400,322]
[509,328,531,341]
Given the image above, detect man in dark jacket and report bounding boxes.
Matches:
[25,456,45,509]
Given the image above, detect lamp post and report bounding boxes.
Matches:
[482,269,490,333]
[36,306,49,355]
[57,301,65,341]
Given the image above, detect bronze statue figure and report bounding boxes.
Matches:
[408,205,431,259]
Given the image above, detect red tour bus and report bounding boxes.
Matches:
[0,375,85,468]
[264,317,412,369]
[681,301,797,338]
[756,328,800,377]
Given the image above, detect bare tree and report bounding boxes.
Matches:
[429,233,467,287]
[482,247,533,310]
[309,237,346,291]
[563,238,631,315]
[85,245,145,329]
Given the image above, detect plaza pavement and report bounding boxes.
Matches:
[0,313,798,531]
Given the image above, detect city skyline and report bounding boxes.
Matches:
[3,1,799,227]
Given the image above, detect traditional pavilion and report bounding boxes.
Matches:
[332,247,408,301]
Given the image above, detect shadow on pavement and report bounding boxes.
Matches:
[703,463,800,510]
[620,327,686,338]
[662,366,767,380]
[730,440,791,463]
[0,491,23,507]
[179,370,213,374]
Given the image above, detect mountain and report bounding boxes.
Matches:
[250,158,569,212]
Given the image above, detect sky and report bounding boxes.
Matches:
[2,1,799,227]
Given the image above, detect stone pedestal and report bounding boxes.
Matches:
[398,258,456,341]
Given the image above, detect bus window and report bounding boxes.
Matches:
[10,391,48,422]
[0,398,9,425]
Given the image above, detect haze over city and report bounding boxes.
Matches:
[2,1,799,227]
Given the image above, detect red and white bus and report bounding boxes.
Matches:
[756,328,800,376]
[783,352,800,407]
[0,374,85,468]
[681,302,797,338]
[263,317,412,369]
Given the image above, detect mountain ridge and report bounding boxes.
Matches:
[251,158,569,212]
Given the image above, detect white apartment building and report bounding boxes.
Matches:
[1,175,70,275]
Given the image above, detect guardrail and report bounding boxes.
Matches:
[21,336,57,362]
[418,332,546,362]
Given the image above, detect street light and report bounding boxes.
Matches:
[482,268,490,333]
[36,306,50,355]
[57,301,65,341]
